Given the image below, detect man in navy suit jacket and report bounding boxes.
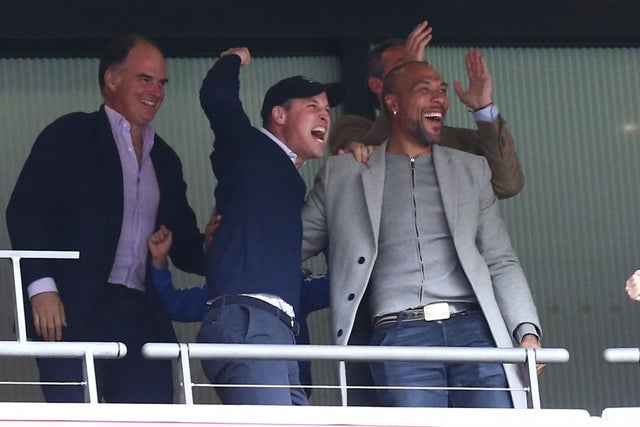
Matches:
[6,34,204,403]
[196,47,344,405]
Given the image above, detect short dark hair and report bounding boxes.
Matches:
[262,99,292,128]
[365,38,405,108]
[98,34,162,94]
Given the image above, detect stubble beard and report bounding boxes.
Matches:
[416,122,439,147]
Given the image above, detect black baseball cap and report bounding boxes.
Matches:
[260,75,346,122]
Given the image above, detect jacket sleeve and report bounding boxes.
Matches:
[301,164,331,262]
[327,113,389,155]
[152,139,205,276]
[299,272,330,316]
[444,116,524,199]
[474,157,540,337]
[475,116,524,199]
[6,117,79,289]
[199,54,254,153]
[150,266,208,322]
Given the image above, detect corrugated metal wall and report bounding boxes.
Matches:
[1,47,640,412]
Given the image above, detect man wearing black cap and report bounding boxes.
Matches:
[196,47,344,405]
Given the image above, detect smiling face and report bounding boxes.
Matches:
[384,62,449,148]
[103,41,167,134]
[273,92,331,166]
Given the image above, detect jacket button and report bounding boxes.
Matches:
[357,257,365,264]
[348,293,355,301]
[337,329,343,337]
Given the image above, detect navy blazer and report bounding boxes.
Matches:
[200,54,306,312]
[6,106,204,340]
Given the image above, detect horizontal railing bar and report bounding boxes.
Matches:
[603,348,640,363]
[193,382,519,392]
[143,343,569,364]
[0,341,127,358]
[0,250,79,259]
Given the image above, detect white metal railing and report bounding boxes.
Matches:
[2,249,571,408]
[1,250,80,343]
[143,342,569,408]
[603,348,640,364]
[1,250,127,403]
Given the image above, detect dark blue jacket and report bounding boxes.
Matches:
[200,54,307,312]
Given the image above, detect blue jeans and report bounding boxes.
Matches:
[369,310,512,408]
[197,303,308,405]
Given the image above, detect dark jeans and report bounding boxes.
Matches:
[369,310,512,408]
[197,302,307,405]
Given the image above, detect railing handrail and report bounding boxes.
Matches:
[143,342,569,363]
[603,347,640,363]
[0,341,126,358]
[143,342,569,408]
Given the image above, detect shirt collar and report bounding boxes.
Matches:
[104,105,156,147]
[259,127,298,165]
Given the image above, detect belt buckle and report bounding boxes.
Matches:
[423,302,450,321]
[290,317,300,336]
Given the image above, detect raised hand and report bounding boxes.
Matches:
[453,48,493,111]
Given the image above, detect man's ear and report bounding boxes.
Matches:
[384,93,397,115]
[104,70,118,93]
[368,76,383,97]
[271,106,287,125]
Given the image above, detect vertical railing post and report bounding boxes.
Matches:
[338,361,348,406]
[525,348,541,409]
[177,343,194,404]
[82,349,99,403]
[9,256,28,343]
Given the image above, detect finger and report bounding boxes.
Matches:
[41,316,54,341]
[468,53,481,78]
[415,34,433,56]
[478,54,489,75]
[44,314,60,342]
[408,21,429,41]
[464,53,475,79]
[33,313,42,337]
[54,316,63,341]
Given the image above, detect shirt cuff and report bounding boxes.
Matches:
[514,322,540,343]
[473,104,500,122]
[27,277,58,299]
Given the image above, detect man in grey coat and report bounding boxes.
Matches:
[302,61,542,408]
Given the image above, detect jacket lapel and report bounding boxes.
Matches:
[97,106,125,223]
[360,142,387,244]
[433,145,458,237]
